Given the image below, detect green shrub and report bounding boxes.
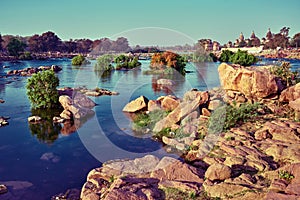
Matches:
[208,102,262,133]
[114,55,141,70]
[219,49,257,66]
[95,54,115,71]
[270,61,300,87]
[26,70,59,109]
[132,109,168,133]
[278,170,295,180]
[229,49,257,66]
[71,55,86,66]
[219,50,234,63]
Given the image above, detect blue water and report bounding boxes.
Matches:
[0,59,220,199]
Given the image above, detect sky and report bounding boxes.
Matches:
[1,0,300,46]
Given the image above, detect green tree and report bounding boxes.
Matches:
[26,70,60,109]
[71,55,86,66]
[94,54,115,71]
[7,38,26,57]
[291,33,300,48]
[114,54,141,70]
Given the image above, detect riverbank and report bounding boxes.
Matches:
[79,62,300,199]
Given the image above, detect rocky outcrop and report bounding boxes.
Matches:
[80,155,204,200]
[156,78,175,86]
[122,96,149,112]
[6,65,62,76]
[59,95,95,119]
[218,63,279,99]
[279,83,300,102]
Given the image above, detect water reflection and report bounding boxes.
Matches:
[94,70,114,82]
[29,108,62,144]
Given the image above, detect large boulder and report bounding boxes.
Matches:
[280,83,300,102]
[59,95,95,119]
[218,63,279,99]
[160,96,180,111]
[122,96,149,113]
[205,163,231,181]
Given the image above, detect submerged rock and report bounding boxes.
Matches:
[0,184,8,194]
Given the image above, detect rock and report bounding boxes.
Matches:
[265,191,299,200]
[201,107,210,117]
[0,99,5,103]
[27,116,42,122]
[59,95,95,119]
[50,65,62,72]
[153,95,202,132]
[147,100,161,112]
[0,116,9,127]
[218,63,279,99]
[265,143,300,163]
[255,121,300,144]
[151,157,204,183]
[279,83,300,102]
[290,98,300,111]
[104,177,162,200]
[104,155,160,175]
[203,181,251,199]
[157,79,175,85]
[85,91,101,97]
[122,96,149,113]
[183,90,209,104]
[204,163,231,181]
[160,96,179,111]
[73,92,96,108]
[0,184,8,194]
[52,188,81,200]
[60,110,72,120]
[53,116,65,123]
[224,156,245,167]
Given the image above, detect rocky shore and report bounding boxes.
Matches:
[80,62,300,199]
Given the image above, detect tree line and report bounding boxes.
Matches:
[0,31,131,57]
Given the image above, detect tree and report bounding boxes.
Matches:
[71,55,86,65]
[94,54,115,71]
[114,55,141,70]
[280,27,290,37]
[28,34,43,52]
[40,31,62,52]
[7,38,26,57]
[219,50,234,63]
[291,33,300,48]
[150,51,186,75]
[111,37,131,52]
[26,70,60,109]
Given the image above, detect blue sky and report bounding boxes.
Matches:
[1,0,300,46]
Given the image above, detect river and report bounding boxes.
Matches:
[0,58,299,199]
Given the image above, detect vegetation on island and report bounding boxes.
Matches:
[219,49,257,66]
[71,55,86,66]
[150,51,187,75]
[114,54,141,70]
[94,54,115,71]
[26,70,60,109]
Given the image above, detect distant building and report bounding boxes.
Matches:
[212,41,220,51]
[266,28,273,42]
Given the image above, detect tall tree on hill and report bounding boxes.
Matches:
[28,34,43,52]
